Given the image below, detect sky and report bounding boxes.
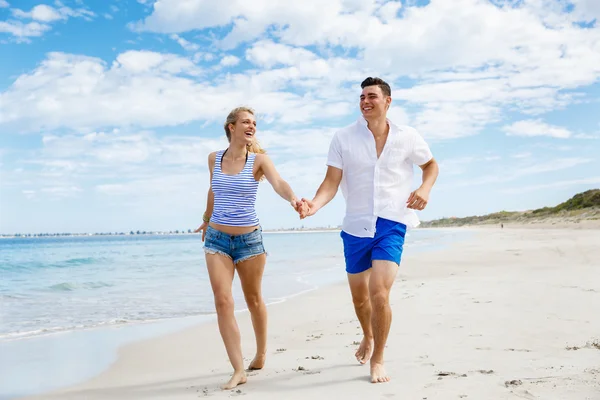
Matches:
[1,0,599,234]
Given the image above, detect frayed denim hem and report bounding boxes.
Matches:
[203,247,232,260]
[234,250,268,265]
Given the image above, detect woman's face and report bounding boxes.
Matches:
[229,111,257,146]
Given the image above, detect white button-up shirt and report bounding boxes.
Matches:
[326,117,433,238]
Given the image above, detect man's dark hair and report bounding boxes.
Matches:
[361,77,391,97]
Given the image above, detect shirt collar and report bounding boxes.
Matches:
[357,115,402,134]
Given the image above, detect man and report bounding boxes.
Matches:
[299,77,439,383]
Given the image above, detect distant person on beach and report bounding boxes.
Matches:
[195,106,306,389]
[298,77,439,383]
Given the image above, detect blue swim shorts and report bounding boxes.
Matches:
[340,217,406,274]
[203,225,266,264]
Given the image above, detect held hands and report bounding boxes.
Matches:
[407,186,431,211]
[290,197,317,219]
[290,197,309,219]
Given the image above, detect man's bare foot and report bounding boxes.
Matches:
[221,370,247,390]
[370,362,390,383]
[355,336,374,364]
[248,353,266,370]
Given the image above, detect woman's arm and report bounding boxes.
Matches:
[203,152,216,219]
[195,152,216,240]
[257,154,298,204]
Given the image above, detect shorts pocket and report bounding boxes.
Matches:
[243,229,263,246]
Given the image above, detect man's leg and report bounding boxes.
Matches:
[341,230,375,364]
[368,259,398,383]
[347,270,373,364]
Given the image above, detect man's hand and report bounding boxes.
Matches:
[407,186,430,210]
[194,221,208,241]
[291,197,309,218]
[299,198,319,219]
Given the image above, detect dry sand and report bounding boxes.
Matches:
[22,228,600,400]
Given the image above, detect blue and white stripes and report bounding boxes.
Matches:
[210,150,260,227]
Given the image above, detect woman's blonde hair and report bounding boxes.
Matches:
[224,107,266,154]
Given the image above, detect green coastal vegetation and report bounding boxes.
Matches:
[420,189,600,227]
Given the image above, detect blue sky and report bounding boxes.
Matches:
[1,0,599,234]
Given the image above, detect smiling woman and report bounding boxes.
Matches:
[192,106,308,390]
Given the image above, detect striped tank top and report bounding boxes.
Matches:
[210,149,260,226]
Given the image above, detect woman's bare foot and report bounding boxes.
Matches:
[370,361,390,383]
[248,353,266,370]
[221,370,247,390]
[355,336,374,364]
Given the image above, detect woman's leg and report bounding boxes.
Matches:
[206,253,247,389]
[236,253,267,370]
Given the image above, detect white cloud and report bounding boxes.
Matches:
[514,158,591,176]
[13,5,64,22]
[0,50,363,133]
[503,119,573,139]
[12,4,95,22]
[572,0,600,22]
[219,55,240,67]
[245,40,317,68]
[439,157,593,190]
[127,0,600,141]
[169,34,200,51]
[386,106,409,126]
[0,20,51,39]
[511,152,532,159]
[40,186,83,197]
[114,50,202,75]
[3,3,95,40]
[0,0,9,8]
[501,177,600,194]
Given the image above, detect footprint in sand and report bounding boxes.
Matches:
[437,371,467,380]
[476,369,494,374]
[306,334,323,341]
[504,379,523,387]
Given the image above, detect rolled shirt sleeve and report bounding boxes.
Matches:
[326,132,344,170]
[409,129,433,166]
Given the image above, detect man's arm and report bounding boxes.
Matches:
[301,166,343,218]
[407,158,439,210]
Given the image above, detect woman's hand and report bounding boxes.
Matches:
[194,221,208,241]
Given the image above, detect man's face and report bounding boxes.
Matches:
[359,85,391,119]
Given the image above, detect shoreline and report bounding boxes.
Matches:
[1,228,462,343]
[2,228,467,400]
[17,227,600,399]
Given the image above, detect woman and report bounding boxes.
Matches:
[195,106,305,390]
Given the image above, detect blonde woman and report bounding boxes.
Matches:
[195,107,305,389]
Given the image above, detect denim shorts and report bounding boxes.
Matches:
[340,217,406,274]
[203,225,266,264]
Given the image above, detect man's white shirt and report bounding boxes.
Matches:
[326,116,433,238]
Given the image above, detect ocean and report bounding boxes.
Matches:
[0,229,464,399]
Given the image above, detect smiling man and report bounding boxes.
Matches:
[299,77,439,383]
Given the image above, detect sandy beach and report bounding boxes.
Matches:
[21,227,600,400]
